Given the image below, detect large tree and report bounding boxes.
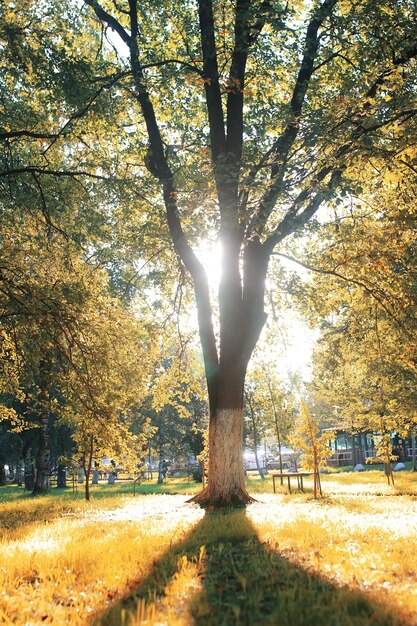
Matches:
[3,0,417,505]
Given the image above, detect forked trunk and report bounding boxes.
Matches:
[188,238,268,507]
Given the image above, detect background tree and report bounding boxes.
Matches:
[244,359,295,477]
[244,382,267,476]
[283,179,417,479]
[138,347,208,483]
[289,400,334,498]
[0,209,158,494]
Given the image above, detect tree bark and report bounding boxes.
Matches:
[272,402,284,484]
[251,418,263,478]
[16,459,24,486]
[190,360,256,506]
[276,434,284,485]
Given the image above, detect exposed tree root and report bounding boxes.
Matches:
[187,487,256,509]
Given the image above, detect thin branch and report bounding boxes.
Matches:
[30,172,73,242]
[244,0,338,234]
[275,252,412,336]
[0,130,61,141]
[43,70,129,155]
[0,166,111,180]
[140,58,203,76]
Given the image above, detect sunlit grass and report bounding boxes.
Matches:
[0,472,416,625]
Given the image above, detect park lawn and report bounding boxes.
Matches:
[0,472,415,626]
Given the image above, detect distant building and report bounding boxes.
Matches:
[325,429,414,467]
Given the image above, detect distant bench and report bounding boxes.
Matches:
[270,471,312,493]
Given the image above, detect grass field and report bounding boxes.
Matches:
[0,471,416,626]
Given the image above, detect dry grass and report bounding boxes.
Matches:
[0,472,416,625]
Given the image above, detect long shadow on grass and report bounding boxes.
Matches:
[93,509,406,626]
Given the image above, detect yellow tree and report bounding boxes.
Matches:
[288,177,417,482]
[58,291,156,500]
[290,399,334,498]
[0,213,157,495]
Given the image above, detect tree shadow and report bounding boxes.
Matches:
[92,508,408,626]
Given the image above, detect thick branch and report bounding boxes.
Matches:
[226,0,273,191]
[366,44,417,101]
[264,169,341,252]
[198,0,226,160]
[84,0,131,45]
[126,0,171,180]
[163,181,219,411]
[241,239,269,361]
[226,0,256,159]
[245,0,338,235]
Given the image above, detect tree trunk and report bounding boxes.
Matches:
[0,456,6,486]
[33,418,51,494]
[251,417,264,478]
[158,448,165,484]
[33,358,52,495]
[57,464,66,488]
[193,407,249,506]
[412,429,417,472]
[313,448,318,499]
[275,424,284,485]
[16,459,24,486]
[24,448,35,491]
[84,436,94,501]
[384,461,394,486]
[190,363,254,506]
[245,392,264,479]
